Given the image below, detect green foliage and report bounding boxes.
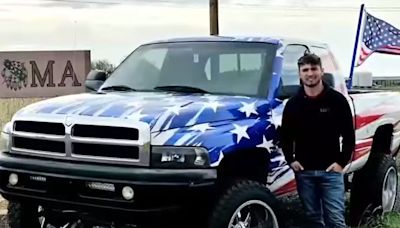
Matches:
[91,59,115,73]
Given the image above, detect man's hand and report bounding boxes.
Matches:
[326,162,343,173]
[290,161,304,172]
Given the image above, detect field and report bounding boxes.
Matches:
[0,98,43,129]
[1,88,400,227]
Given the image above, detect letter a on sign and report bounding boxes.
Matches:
[58,60,82,87]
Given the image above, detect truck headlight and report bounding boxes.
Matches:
[0,122,12,152]
[151,146,210,168]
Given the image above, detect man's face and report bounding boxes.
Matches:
[299,63,323,88]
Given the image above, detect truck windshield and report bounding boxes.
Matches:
[101,41,277,97]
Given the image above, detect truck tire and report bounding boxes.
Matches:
[349,154,398,226]
[208,180,282,228]
[372,155,398,213]
[7,201,40,228]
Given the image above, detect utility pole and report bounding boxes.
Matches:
[210,0,219,35]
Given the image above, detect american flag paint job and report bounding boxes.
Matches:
[10,36,400,196]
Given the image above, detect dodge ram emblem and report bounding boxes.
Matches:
[65,116,73,127]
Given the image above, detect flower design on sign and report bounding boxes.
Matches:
[1,59,28,91]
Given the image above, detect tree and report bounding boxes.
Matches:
[91,59,115,73]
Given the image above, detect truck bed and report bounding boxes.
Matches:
[348,89,400,168]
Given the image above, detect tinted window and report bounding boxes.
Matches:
[311,46,337,74]
[281,45,309,86]
[102,42,277,97]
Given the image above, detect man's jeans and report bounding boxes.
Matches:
[295,170,346,228]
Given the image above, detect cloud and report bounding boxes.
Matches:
[8,0,400,10]
[38,0,119,9]
[35,0,208,9]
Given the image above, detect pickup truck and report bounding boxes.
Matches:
[0,36,399,228]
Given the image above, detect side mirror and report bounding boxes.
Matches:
[85,70,107,92]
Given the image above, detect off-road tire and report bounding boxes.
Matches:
[7,201,40,228]
[349,154,398,226]
[208,180,283,228]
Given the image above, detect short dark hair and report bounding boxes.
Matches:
[297,53,322,68]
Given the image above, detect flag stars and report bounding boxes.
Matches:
[189,123,214,133]
[359,12,400,66]
[204,101,221,112]
[230,124,250,144]
[257,136,275,151]
[166,105,182,115]
[238,102,258,117]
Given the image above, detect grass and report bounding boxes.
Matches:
[0,98,44,129]
[359,212,400,228]
[379,212,400,228]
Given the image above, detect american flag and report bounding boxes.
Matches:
[357,11,400,66]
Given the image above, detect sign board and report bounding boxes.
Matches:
[0,50,90,98]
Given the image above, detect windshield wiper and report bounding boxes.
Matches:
[154,86,209,94]
[101,85,136,92]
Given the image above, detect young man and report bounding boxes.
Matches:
[281,53,355,228]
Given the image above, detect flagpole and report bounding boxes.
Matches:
[347,4,365,89]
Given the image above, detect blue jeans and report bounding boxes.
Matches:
[295,170,346,228]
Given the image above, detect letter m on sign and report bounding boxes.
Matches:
[30,61,56,87]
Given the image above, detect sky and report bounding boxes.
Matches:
[1,0,400,77]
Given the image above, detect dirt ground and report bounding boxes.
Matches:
[0,198,8,228]
[0,200,6,211]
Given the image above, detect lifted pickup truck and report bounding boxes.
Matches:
[1,36,400,228]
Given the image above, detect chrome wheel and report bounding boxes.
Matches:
[228,200,278,228]
[382,166,397,212]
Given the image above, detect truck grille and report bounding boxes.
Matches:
[72,143,139,159]
[14,121,65,136]
[72,125,139,140]
[13,137,65,154]
[10,119,149,166]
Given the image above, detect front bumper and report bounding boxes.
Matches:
[0,152,217,221]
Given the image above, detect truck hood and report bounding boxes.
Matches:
[14,92,271,132]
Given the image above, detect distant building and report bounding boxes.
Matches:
[373,76,400,87]
[353,71,373,87]
[346,72,400,88]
